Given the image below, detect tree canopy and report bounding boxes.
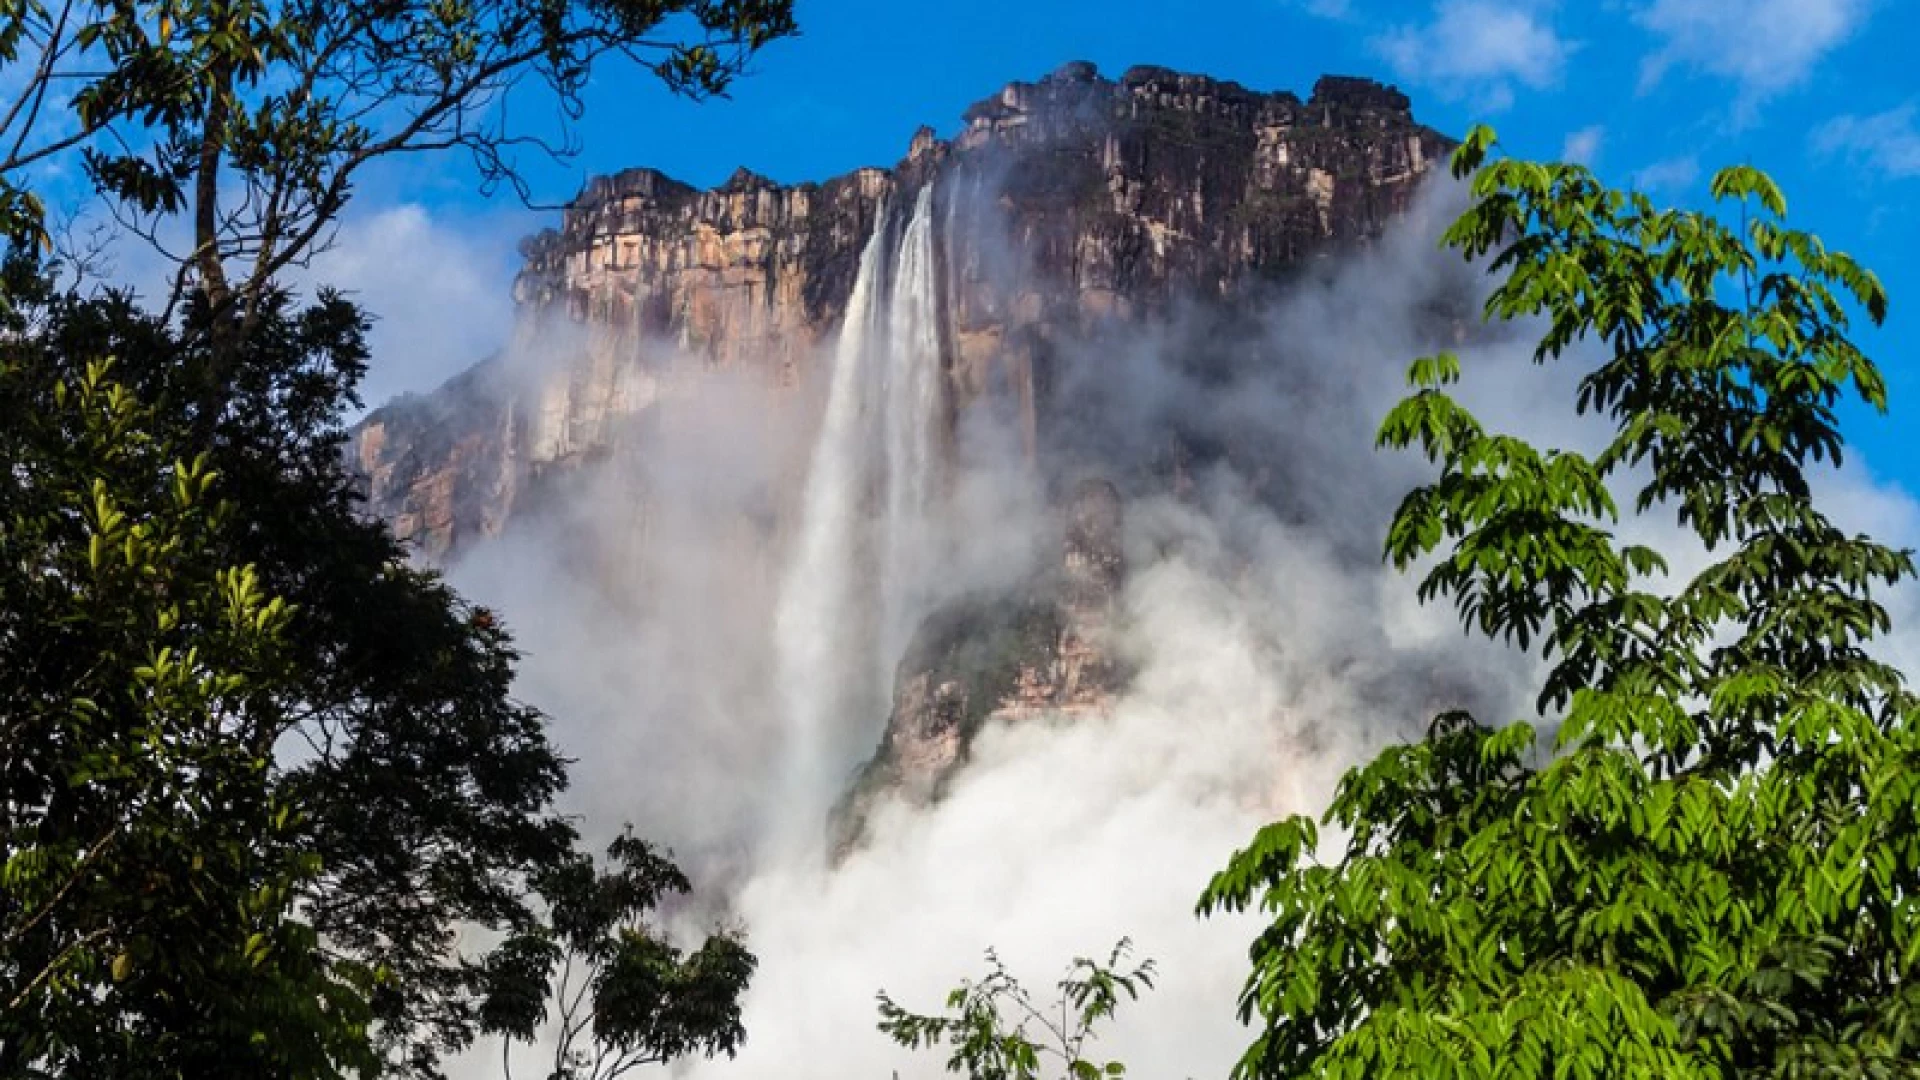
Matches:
[1201,129,1920,1078]
[484,827,755,1080]
[0,271,381,1078]
[0,0,793,1071]
[1,262,762,1077]
[0,0,796,323]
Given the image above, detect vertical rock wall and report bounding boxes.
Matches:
[351,64,1450,559]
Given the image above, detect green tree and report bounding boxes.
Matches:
[482,827,754,1080]
[0,271,753,1077]
[0,311,379,1075]
[1201,129,1920,1077]
[31,270,577,1079]
[0,0,797,327]
[0,0,794,1069]
[878,940,1155,1080]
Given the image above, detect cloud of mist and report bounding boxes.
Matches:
[645,183,1544,1078]
[77,198,525,417]
[301,203,527,410]
[695,465,1532,1078]
[449,356,821,884]
[434,167,1920,1080]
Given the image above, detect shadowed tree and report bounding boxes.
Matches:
[482,828,754,1080]
[0,270,380,1077]
[0,270,758,1077]
[0,0,792,1070]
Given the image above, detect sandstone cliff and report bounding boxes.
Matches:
[352,63,1449,557]
[350,62,1456,830]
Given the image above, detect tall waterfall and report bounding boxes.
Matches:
[878,185,944,681]
[770,184,946,861]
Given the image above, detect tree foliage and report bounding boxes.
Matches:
[0,267,581,1077]
[1201,128,1920,1078]
[0,258,752,1076]
[878,940,1156,1080]
[0,277,379,1076]
[0,0,791,1067]
[483,827,754,1080]
[0,0,796,324]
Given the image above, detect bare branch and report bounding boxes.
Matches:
[6,924,118,1012]
[0,0,76,156]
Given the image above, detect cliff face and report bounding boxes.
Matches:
[352,63,1448,558]
[351,62,1454,832]
[829,477,1126,850]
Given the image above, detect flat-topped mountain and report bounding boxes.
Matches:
[348,63,1465,824]
[351,63,1449,557]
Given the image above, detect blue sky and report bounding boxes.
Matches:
[339,0,1917,489]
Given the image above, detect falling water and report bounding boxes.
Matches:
[878,184,945,680]
[770,184,947,862]
[770,196,892,860]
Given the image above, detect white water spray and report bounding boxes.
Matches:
[770,196,891,860]
[879,184,945,677]
[771,184,947,862]
[449,175,1605,1080]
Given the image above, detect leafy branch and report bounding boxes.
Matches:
[878,939,1156,1080]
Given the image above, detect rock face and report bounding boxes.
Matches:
[349,62,1454,838]
[831,478,1128,848]
[352,63,1449,558]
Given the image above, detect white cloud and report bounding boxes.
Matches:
[1561,124,1604,165]
[1631,154,1700,192]
[73,198,523,420]
[1813,105,1920,178]
[297,203,526,412]
[1372,0,1574,112]
[1634,0,1871,118]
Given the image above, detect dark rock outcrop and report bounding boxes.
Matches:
[832,479,1129,853]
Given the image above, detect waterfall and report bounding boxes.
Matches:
[770,184,946,861]
[878,184,944,679]
[769,196,890,860]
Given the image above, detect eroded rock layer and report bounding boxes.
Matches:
[351,63,1456,832]
[352,63,1448,558]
